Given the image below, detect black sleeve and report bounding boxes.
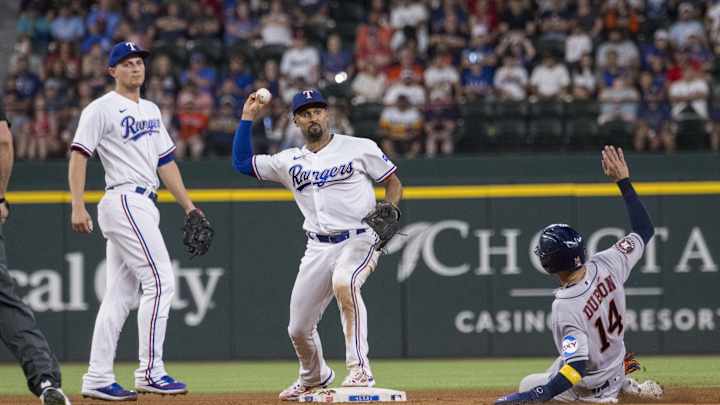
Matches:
[0,97,7,122]
[617,178,654,244]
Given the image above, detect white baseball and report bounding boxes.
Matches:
[256,88,271,104]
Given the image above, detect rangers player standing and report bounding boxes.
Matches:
[233,89,403,401]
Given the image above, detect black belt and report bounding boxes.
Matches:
[108,185,158,202]
[306,229,366,243]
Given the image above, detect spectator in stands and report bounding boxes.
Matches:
[390,0,429,55]
[598,76,640,125]
[12,57,42,108]
[428,13,468,57]
[424,93,458,157]
[468,0,497,37]
[3,80,29,159]
[537,0,571,45]
[670,2,704,49]
[224,1,259,46]
[206,97,238,156]
[635,70,673,151]
[150,53,179,96]
[424,52,460,103]
[462,52,496,101]
[641,29,672,70]
[175,96,208,160]
[684,34,713,72]
[322,33,353,82]
[495,31,536,66]
[46,42,81,83]
[263,98,291,154]
[280,31,320,84]
[668,65,716,149]
[225,54,254,98]
[530,52,570,100]
[596,29,639,69]
[494,54,528,101]
[386,46,424,84]
[565,26,592,66]
[571,53,596,99]
[355,11,394,70]
[260,0,292,47]
[379,94,422,158]
[708,0,720,47]
[430,0,468,33]
[384,69,426,107]
[180,53,217,92]
[461,33,495,70]
[574,0,600,35]
[17,7,52,52]
[328,100,354,136]
[351,61,387,104]
[51,4,84,42]
[27,95,51,160]
[80,21,111,54]
[598,50,627,88]
[292,0,332,40]
[125,0,156,37]
[598,0,642,36]
[155,2,188,45]
[189,2,222,41]
[85,0,121,39]
[260,59,281,99]
[80,43,107,78]
[498,0,535,36]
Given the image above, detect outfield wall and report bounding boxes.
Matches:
[1,153,719,362]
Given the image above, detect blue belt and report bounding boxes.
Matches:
[108,185,158,202]
[307,229,366,244]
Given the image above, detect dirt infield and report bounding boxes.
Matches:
[2,388,719,404]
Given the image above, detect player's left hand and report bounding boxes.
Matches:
[182,208,214,258]
[494,386,545,405]
[601,145,630,181]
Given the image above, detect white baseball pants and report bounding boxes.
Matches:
[287,231,380,386]
[82,191,175,390]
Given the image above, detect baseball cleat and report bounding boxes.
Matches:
[135,375,188,395]
[40,387,71,405]
[279,368,335,401]
[341,367,375,387]
[82,383,137,401]
[623,377,664,399]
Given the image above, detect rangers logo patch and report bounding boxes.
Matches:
[614,237,636,255]
[561,335,578,357]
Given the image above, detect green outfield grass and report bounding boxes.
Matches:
[0,356,717,396]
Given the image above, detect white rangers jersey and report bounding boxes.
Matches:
[551,233,645,389]
[252,134,397,234]
[71,91,176,191]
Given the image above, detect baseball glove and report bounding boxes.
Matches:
[624,352,641,375]
[362,201,401,251]
[182,209,214,258]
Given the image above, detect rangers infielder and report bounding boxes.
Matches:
[69,41,207,401]
[233,89,403,401]
[495,146,663,404]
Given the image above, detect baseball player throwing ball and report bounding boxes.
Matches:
[233,89,403,401]
[69,41,213,401]
[495,146,663,404]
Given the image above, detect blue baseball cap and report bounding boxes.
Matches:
[292,89,328,114]
[108,41,150,67]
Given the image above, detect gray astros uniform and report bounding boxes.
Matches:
[519,233,645,403]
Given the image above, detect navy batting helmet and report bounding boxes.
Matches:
[534,224,586,274]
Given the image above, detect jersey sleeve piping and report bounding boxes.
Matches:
[376,165,397,183]
[251,155,262,181]
[158,145,176,158]
[70,142,93,157]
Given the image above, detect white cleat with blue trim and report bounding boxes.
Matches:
[135,375,188,395]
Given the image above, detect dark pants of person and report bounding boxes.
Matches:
[0,224,61,396]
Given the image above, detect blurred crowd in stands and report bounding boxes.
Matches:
[5,0,720,160]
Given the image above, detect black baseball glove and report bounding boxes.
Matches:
[362,201,401,251]
[182,209,214,258]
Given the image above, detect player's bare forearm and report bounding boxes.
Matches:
[0,121,13,197]
[68,151,89,207]
[382,174,402,206]
[158,161,196,214]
